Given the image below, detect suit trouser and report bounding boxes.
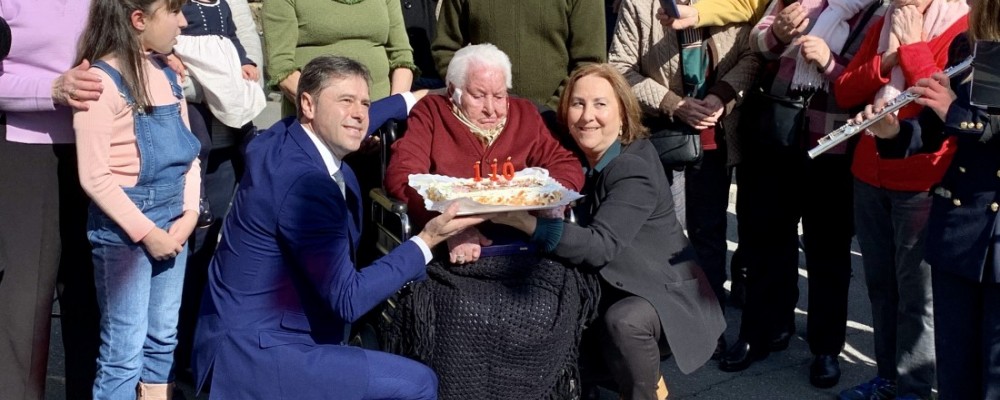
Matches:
[932,265,1000,400]
[853,179,935,397]
[594,283,668,400]
[0,135,100,400]
[686,149,733,305]
[735,148,853,355]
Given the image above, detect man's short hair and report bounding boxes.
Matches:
[445,43,512,91]
[296,56,372,118]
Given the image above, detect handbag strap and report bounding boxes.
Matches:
[840,0,885,58]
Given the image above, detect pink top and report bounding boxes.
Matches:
[0,0,90,144]
[74,57,201,243]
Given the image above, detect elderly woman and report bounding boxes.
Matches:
[383,44,596,400]
[831,0,968,397]
[263,0,417,116]
[492,63,725,400]
[864,11,1000,395]
[609,0,760,328]
[0,1,102,398]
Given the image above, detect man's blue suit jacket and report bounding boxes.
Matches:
[192,95,428,399]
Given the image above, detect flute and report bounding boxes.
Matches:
[807,56,975,159]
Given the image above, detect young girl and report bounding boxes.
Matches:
[73,0,200,398]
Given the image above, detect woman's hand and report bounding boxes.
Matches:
[854,98,901,139]
[446,226,493,265]
[279,71,301,103]
[911,72,956,120]
[51,60,104,111]
[675,97,718,130]
[242,64,260,81]
[656,4,700,30]
[795,35,832,72]
[167,210,198,246]
[891,5,924,46]
[141,227,185,261]
[772,2,811,44]
[491,211,538,235]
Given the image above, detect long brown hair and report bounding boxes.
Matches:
[76,0,186,111]
[557,64,649,145]
[968,0,1000,42]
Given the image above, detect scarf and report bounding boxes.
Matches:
[874,0,969,105]
[452,103,508,146]
[790,0,874,90]
[678,0,710,98]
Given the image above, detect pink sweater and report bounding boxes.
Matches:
[73,56,201,243]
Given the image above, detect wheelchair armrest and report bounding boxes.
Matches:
[369,188,411,254]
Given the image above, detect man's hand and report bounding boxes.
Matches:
[795,35,832,71]
[242,64,260,81]
[656,4,700,30]
[163,54,187,83]
[446,227,493,265]
[891,5,924,46]
[141,227,185,261]
[416,203,489,254]
[167,210,198,246]
[52,60,103,111]
[911,72,956,120]
[772,2,810,44]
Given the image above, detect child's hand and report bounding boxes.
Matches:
[168,210,199,246]
[164,54,187,83]
[142,228,184,261]
[242,65,259,81]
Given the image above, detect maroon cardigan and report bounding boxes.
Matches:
[386,95,585,228]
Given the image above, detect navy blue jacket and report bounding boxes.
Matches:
[192,95,428,399]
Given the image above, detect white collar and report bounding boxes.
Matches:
[301,124,342,177]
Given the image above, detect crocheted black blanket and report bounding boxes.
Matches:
[384,254,600,400]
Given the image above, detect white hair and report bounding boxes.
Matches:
[445,43,513,91]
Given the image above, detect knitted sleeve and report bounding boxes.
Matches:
[431,0,466,80]
[554,0,608,105]
[749,0,789,60]
[384,0,418,73]
[263,0,299,88]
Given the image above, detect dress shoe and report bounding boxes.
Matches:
[810,354,842,388]
[718,340,769,372]
[769,324,795,352]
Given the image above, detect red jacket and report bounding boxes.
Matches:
[833,15,967,192]
[386,95,585,227]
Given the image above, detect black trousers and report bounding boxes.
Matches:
[0,133,100,400]
[685,149,735,305]
[932,265,1000,399]
[735,147,853,355]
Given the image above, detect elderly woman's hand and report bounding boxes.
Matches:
[675,97,718,130]
[891,5,925,46]
[772,2,811,44]
[656,4,700,30]
[447,226,493,265]
[52,60,103,111]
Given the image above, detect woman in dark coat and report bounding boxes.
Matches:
[492,63,725,400]
[862,4,1000,393]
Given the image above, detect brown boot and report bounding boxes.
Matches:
[136,382,175,400]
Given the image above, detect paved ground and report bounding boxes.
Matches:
[44,97,882,399]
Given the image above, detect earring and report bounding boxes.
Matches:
[618,126,623,136]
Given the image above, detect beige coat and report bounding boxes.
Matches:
[609,0,760,165]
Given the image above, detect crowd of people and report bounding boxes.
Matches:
[1,0,999,399]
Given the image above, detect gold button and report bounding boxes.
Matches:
[997,170,1000,178]
[959,166,967,173]
[991,203,999,212]
[953,198,962,207]
[977,122,985,130]
[961,122,970,129]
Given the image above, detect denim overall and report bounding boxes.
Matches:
[87,59,200,400]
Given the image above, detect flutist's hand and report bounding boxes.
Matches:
[854,98,901,139]
[912,72,955,120]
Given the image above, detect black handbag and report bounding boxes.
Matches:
[646,117,703,171]
[741,89,812,149]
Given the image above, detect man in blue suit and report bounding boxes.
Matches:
[191,55,486,400]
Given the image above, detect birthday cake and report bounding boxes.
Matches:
[425,174,564,206]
